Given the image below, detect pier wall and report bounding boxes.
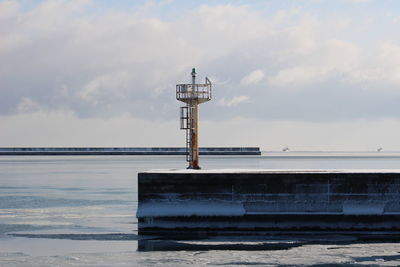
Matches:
[137,170,400,233]
[0,147,260,156]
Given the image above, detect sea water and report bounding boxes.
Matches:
[1,153,400,266]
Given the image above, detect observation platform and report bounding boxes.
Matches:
[137,169,400,234]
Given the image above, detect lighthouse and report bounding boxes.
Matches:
[176,68,212,169]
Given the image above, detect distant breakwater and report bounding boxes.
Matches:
[0,147,261,156]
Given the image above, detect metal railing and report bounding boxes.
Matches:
[176,77,212,101]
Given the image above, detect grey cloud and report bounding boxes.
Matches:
[1,1,400,122]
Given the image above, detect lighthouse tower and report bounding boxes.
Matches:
[176,68,212,169]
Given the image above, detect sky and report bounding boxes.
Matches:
[1,0,400,151]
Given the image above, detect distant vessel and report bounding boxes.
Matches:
[377,147,383,152]
[282,147,290,152]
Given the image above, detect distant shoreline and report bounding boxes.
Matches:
[0,147,261,156]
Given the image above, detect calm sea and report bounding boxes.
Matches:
[1,152,400,266]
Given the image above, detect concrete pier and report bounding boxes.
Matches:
[137,169,400,234]
[0,147,260,156]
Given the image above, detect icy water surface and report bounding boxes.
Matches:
[2,153,400,266]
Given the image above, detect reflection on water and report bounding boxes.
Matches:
[136,231,400,252]
[138,239,305,252]
[11,233,142,241]
[12,230,400,254]
[0,195,129,209]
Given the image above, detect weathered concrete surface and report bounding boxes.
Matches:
[137,169,400,233]
[0,147,260,156]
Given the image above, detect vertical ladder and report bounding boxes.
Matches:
[186,126,191,162]
[180,106,193,162]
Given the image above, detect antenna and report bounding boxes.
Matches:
[176,68,212,169]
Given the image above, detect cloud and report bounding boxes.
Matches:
[79,71,132,106]
[267,39,359,89]
[240,70,264,85]
[16,97,42,113]
[0,111,183,147]
[343,43,400,87]
[344,0,369,2]
[3,1,400,149]
[1,0,400,125]
[217,96,251,107]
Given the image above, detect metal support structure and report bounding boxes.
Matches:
[176,68,212,169]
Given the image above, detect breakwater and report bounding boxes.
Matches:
[0,147,260,156]
[137,169,400,234]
